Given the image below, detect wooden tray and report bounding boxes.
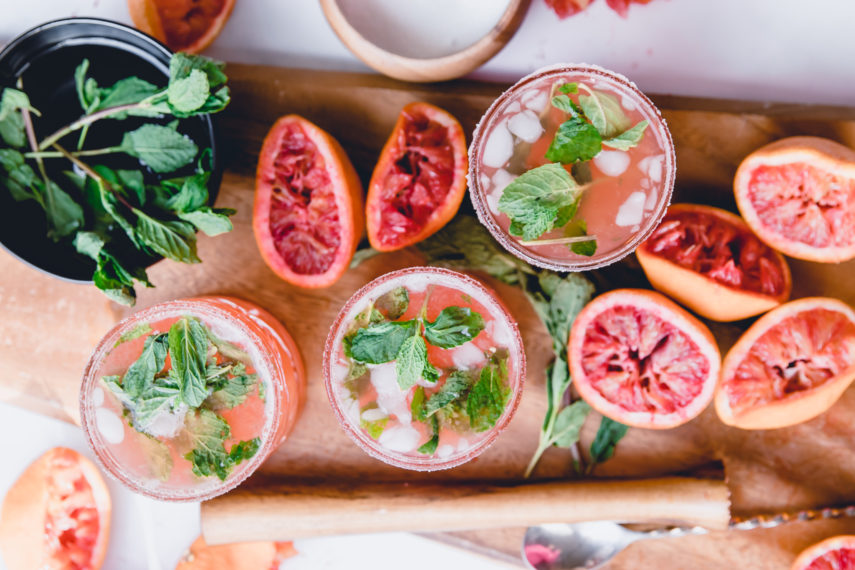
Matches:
[2,64,855,568]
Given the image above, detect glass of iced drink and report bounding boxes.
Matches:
[324,267,526,471]
[469,63,676,271]
[80,296,305,501]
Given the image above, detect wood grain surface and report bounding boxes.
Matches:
[2,64,855,567]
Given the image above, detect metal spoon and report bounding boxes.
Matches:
[521,506,855,570]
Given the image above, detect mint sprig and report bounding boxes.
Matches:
[183,409,259,481]
[498,163,583,241]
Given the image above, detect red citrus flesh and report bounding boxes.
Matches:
[716,297,855,430]
[176,536,297,570]
[254,115,364,288]
[0,448,111,570]
[127,0,235,53]
[734,136,855,263]
[568,289,721,429]
[792,536,855,570]
[637,203,791,321]
[367,102,468,252]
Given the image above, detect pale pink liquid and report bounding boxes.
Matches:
[470,64,675,271]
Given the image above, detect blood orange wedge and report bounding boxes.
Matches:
[637,203,791,322]
[128,0,235,53]
[734,136,855,263]
[568,289,721,429]
[176,536,296,570]
[254,115,364,288]
[716,297,855,430]
[792,535,855,570]
[0,447,111,570]
[366,102,468,252]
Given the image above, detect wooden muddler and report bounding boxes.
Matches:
[200,477,730,544]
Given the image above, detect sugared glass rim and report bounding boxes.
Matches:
[323,266,526,471]
[467,63,677,272]
[79,298,283,502]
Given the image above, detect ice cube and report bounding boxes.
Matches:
[92,387,104,407]
[507,110,544,143]
[95,407,125,444]
[615,192,647,227]
[451,342,487,370]
[361,407,388,422]
[621,94,637,111]
[524,90,549,113]
[487,169,516,214]
[593,150,630,177]
[504,101,521,114]
[644,190,658,210]
[638,155,665,183]
[370,362,411,423]
[456,438,470,452]
[437,444,455,459]
[378,424,422,453]
[479,174,491,193]
[481,121,514,168]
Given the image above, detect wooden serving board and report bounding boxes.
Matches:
[2,64,855,568]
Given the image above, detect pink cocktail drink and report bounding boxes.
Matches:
[324,267,525,471]
[469,64,676,271]
[80,297,305,501]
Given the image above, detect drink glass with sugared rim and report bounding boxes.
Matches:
[80,296,305,501]
[469,63,676,271]
[323,266,526,471]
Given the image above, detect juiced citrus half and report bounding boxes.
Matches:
[128,0,235,53]
[637,203,791,321]
[254,115,364,288]
[176,536,296,570]
[791,535,855,570]
[734,136,855,263]
[366,102,468,252]
[0,448,111,570]
[568,289,721,429]
[716,297,855,430]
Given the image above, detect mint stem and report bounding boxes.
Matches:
[25,146,124,159]
[37,101,152,151]
[49,143,133,211]
[519,235,598,247]
[17,78,48,208]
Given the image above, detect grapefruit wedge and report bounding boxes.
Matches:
[128,0,235,53]
[254,115,364,288]
[176,536,296,570]
[366,102,468,252]
[791,535,855,570]
[637,203,791,321]
[716,297,855,430]
[734,136,855,263]
[568,289,721,429]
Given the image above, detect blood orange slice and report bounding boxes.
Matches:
[254,115,364,288]
[176,536,296,570]
[0,447,111,570]
[734,136,855,263]
[568,289,721,429]
[637,203,791,321]
[366,102,468,252]
[792,535,855,570]
[716,297,855,430]
[128,0,235,53]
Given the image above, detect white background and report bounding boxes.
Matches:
[1,1,854,568]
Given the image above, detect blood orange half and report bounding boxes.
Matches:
[0,448,111,570]
[791,535,855,570]
[568,289,721,429]
[637,203,791,321]
[254,115,364,288]
[734,136,855,263]
[176,536,296,570]
[366,102,468,252]
[716,297,855,430]
[128,0,235,53]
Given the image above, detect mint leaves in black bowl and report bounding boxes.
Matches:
[0,18,232,305]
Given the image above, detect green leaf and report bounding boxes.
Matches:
[602,120,649,150]
[206,367,257,410]
[134,208,200,264]
[182,409,258,481]
[0,148,37,201]
[466,354,510,432]
[578,86,632,139]
[41,180,84,239]
[122,333,168,398]
[120,124,198,173]
[133,378,181,430]
[395,334,434,390]
[375,286,410,320]
[96,77,160,111]
[164,171,209,212]
[115,323,153,347]
[168,69,210,114]
[227,437,260,466]
[552,400,591,447]
[349,320,417,364]
[589,417,630,464]
[410,385,426,422]
[116,170,146,206]
[498,163,584,241]
[424,306,485,349]
[564,219,597,257]
[168,317,210,407]
[0,88,38,148]
[93,256,136,306]
[170,53,228,88]
[417,415,439,455]
[544,117,603,164]
[74,59,93,109]
[424,370,472,417]
[558,83,579,94]
[93,178,139,246]
[177,207,234,236]
[360,413,389,440]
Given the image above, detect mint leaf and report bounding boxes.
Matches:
[168,69,210,114]
[123,333,168,398]
[163,171,209,212]
[550,95,580,115]
[168,317,210,407]
[115,323,153,347]
[0,149,38,201]
[93,255,136,306]
[578,86,632,138]
[170,53,227,89]
[116,169,146,206]
[466,354,510,432]
[74,59,97,110]
[558,83,579,94]
[375,286,410,320]
[0,88,37,148]
[544,117,603,164]
[177,207,234,236]
[96,77,159,111]
[395,334,435,390]
[206,367,257,410]
[350,320,417,364]
[552,400,591,447]
[602,120,649,150]
[227,438,260,466]
[411,385,427,422]
[361,414,389,440]
[120,124,198,173]
[565,219,597,257]
[498,163,583,241]
[424,370,472,417]
[133,378,180,430]
[93,176,139,246]
[424,307,485,349]
[183,409,258,480]
[134,209,200,264]
[589,417,629,464]
[41,180,84,239]
[417,415,439,455]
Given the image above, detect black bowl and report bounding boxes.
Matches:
[0,18,221,283]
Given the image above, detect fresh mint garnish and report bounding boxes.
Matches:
[424,306,485,349]
[395,333,436,390]
[565,219,597,257]
[498,163,583,241]
[349,320,417,364]
[122,333,168,398]
[114,322,153,347]
[417,415,440,455]
[544,117,602,164]
[577,84,632,138]
[119,124,199,173]
[183,409,259,481]
[205,363,257,410]
[466,353,510,432]
[168,317,209,407]
[361,414,389,440]
[589,417,630,466]
[424,370,472,417]
[375,286,410,320]
[602,120,649,150]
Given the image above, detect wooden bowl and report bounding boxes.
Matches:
[320,0,530,83]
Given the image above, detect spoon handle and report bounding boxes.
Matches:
[200,476,730,544]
